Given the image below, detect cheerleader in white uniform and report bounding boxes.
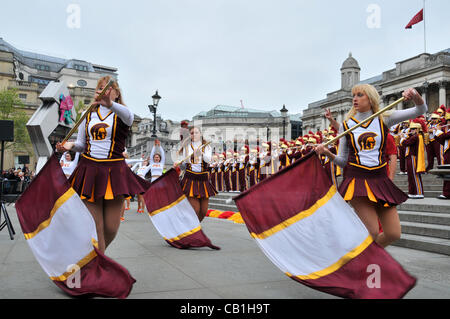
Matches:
[59,151,80,178]
[175,126,217,222]
[315,85,426,248]
[56,76,150,253]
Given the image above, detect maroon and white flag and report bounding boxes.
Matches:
[15,154,136,298]
[234,152,416,299]
[405,8,424,29]
[143,168,220,250]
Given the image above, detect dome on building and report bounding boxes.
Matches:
[341,52,360,70]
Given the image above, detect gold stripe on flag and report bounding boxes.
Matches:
[23,188,76,240]
[148,194,186,217]
[286,235,373,280]
[250,185,336,240]
[164,225,202,243]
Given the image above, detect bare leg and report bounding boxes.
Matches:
[349,197,380,241]
[199,198,210,222]
[376,206,401,247]
[103,195,125,249]
[84,199,106,253]
[137,194,144,212]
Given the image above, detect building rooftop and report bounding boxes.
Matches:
[193,105,283,119]
[0,37,116,75]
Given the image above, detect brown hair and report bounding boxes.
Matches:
[177,126,208,156]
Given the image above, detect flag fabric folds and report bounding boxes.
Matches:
[143,168,220,250]
[233,152,416,299]
[15,154,136,298]
[405,9,424,29]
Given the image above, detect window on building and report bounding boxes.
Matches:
[35,64,50,71]
[77,79,88,87]
[18,93,27,100]
[74,64,89,72]
[29,76,50,85]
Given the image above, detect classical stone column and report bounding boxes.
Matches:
[439,81,447,106]
[321,115,326,131]
[421,82,429,105]
[382,95,389,108]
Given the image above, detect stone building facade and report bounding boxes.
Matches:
[302,49,450,132]
[192,105,292,154]
[0,38,125,169]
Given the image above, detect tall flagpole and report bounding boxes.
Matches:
[423,0,426,53]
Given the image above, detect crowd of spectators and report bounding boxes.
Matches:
[1,166,34,195]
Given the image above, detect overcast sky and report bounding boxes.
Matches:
[1,0,449,121]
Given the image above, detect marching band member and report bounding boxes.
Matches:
[56,76,150,253]
[223,150,233,192]
[175,126,217,222]
[248,146,260,187]
[278,142,290,170]
[396,121,410,175]
[209,154,219,191]
[321,135,338,188]
[435,108,450,199]
[229,152,238,192]
[401,119,427,199]
[239,145,249,192]
[315,84,427,248]
[291,139,303,163]
[426,112,444,171]
[259,142,274,181]
[216,153,225,192]
[303,136,316,155]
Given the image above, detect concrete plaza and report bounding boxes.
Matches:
[1,200,450,299]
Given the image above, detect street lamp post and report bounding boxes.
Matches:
[280,104,288,139]
[149,90,161,138]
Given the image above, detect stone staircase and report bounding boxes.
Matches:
[208,168,450,256]
[392,171,444,198]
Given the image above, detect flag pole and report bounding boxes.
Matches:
[61,79,114,144]
[423,0,426,53]
[323,96,405,147]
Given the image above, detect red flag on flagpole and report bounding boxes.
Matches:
[234,152,416,299]
[405,9,423,29]
[15,154,136,298]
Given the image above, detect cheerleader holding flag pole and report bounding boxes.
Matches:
[55,76,151,253]
[15,77,140,298]
[315,85,427,248]
[143,126,220,250]
[174,126,217,222]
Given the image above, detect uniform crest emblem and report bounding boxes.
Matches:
[90,123,109,140]
[358,132,378,150]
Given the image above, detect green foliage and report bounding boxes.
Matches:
[0,88,32,153]
[74,100,85,122]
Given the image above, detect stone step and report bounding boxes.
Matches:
[398,200,450,213]
[400,221,450,240]
[209,203,239,212]
[398,211,450,226]
[391,233,450,256]
[394,181,443,187]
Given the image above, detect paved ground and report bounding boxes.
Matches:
[1,200,450,300]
